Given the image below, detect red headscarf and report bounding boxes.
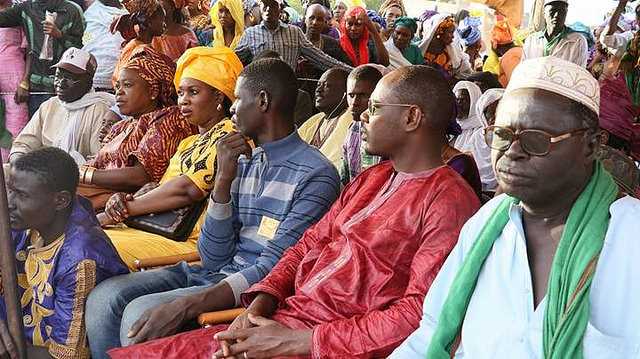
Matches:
[339,6,370,66]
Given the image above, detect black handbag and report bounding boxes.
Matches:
[125,200,207,242]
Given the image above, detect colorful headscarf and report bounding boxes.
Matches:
[419,9,438,22]
[491,19,514,49]
[420,15,456,72]
[340,6,370,66]
[122,0,162,19]
[366,9,386,29]
[210,0,245,49]
[125,47,177,107]
[393,16,417,34]
[458,16,482,47]
[174,46,243,101]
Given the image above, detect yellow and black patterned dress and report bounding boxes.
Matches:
[105,119,236,269]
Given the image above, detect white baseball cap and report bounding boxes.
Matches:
[51,47,97,75]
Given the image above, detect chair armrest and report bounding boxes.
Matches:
[197,308,245,327]
[134,252,201,271]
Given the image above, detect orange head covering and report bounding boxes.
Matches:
[125,47,177,107]
[491,19,514,49]
[122,0,162,19]
[174,46,243,102]
[340,6,370,66]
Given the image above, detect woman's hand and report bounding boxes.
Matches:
[104,192,133,223]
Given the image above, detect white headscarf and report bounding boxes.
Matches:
[476,88,505,127]
[418,13,472,76]
[453,81,483,129]
[451,82,498,192]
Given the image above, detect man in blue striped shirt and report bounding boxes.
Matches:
[235,0,352,72]
[85,59,340,358]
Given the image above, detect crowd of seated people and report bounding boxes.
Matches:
[0,0,639,358]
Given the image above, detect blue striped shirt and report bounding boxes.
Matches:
[234,21,352,71]
[198,131,340,303]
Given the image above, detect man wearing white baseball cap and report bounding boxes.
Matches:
[391,56,640,358]
[522,0,589,67]
[10,47,115,166]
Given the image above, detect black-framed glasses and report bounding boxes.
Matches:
[54,75,82,87]
[484,126,589,156]
[367,101,414,116]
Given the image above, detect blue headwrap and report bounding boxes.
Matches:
[367,10,386,30]
[457,16,482,47]
[419,9,438,22]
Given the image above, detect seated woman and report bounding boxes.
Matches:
[385,16,425,69]
[97,47,244,269]
[339,6,390,66]
[78,48,196,210]
[209,0,244,49]
[458,16,483,71]
[419,14,472,78]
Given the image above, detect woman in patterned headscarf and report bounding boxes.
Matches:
[99,46,245,268]
[209,0,244,48]
[419,13,472,77]
[78,48,197,210]
[111,0,167,87]
[339,6,389,66]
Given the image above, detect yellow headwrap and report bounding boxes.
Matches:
[174,46,243,102]
[210,0,245,49]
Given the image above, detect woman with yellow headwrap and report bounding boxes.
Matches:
[97,46,244,269]
[209,0,245,49]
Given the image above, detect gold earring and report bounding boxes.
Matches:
[217,103,223,112]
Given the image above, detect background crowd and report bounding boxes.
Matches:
[0,0,639,358]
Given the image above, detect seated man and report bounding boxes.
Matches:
[107,65,481,359]
[392,57,640,358]
[340,64,384,185]
[0,147,128,358]
[85,58,341,359]
[10,48,115,165]
[298,67,351,169]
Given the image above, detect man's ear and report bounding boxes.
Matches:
[258,90,270,113]
[404,106,422,132]
[585,129,602,161]
[53,191,73,212]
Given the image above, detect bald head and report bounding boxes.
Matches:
[383,65,455,134]
[306,3,329,36]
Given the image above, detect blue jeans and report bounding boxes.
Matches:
[85,263,226,359]
[27,93,52,118]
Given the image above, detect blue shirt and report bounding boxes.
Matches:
[197,131,340,303]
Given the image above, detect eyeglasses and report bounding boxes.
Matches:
[484,126,589,156]
[367,101,414,116]
[54,75,83,87]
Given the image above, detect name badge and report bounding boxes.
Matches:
[257,216,280,240]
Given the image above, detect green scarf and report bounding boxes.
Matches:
[426,162,618,359]
[543,27,576,57]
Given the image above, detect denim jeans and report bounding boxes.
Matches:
[27,93,52,118]
[85,263,226,359]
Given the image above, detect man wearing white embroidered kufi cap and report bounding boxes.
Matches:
[392,56,640,359]
[522,0,589,67]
